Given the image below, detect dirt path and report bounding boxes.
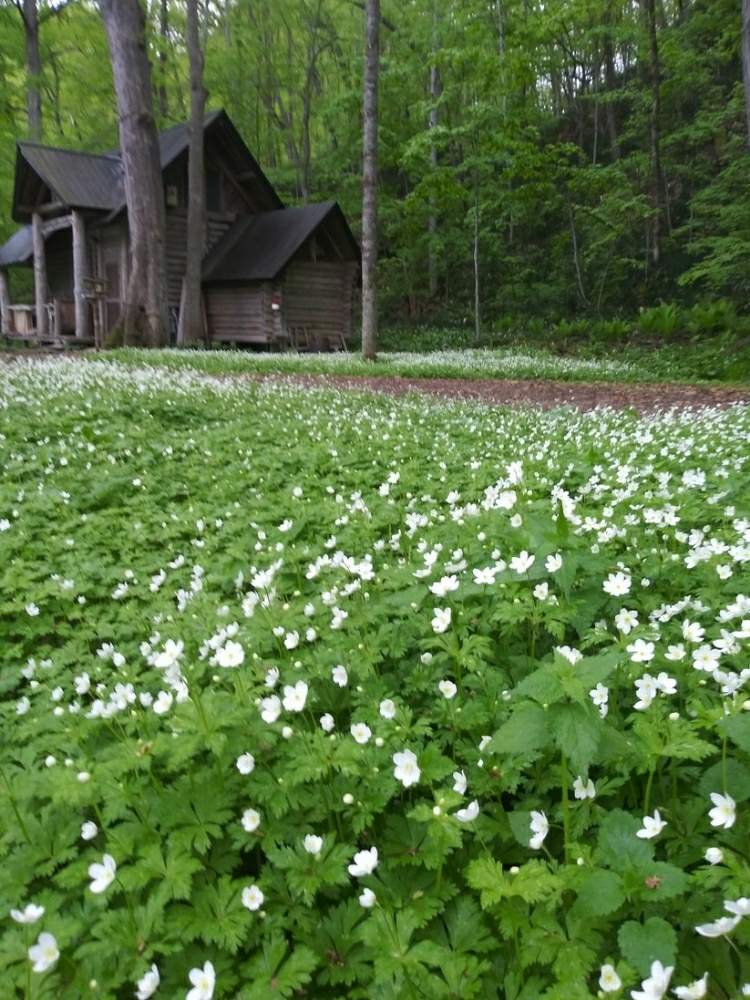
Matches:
[251,372,750,412]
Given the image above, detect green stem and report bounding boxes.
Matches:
[721,733,728,795]
[561,752,570,863]
[0,766,32,844]
[643,763,657,817]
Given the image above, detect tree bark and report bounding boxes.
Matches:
[100,0,169,347]
[0,268,10,336]
[642,0,663,264]
[603,2,620,160]
[428,0,440,298]
[177,0,207,345]
[72,209,89,340]
[473,174,480,346]
[361,0,380,361]
[158,0,169,122]
[743,0,750,148]
[21,0,42,141]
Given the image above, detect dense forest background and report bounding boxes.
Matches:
[1,0,749,327]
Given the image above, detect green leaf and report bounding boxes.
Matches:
[549,702,601,773]
[491,704,552,755]
[571,869,624,918]
[719,714,750,753]
[597,809,655,872]
[617,917,677,978]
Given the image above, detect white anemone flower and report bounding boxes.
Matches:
[393,749,420,787]
[379,698,396,719]
[236,753,255,775]
[241,885,264,911]
[282,681,308,712]
[358,887,377,908]
[241,808,261,833]
[303,834,323,856]
[331,665,348,686]
[438,679,457,699]
[452,770,467,795]
[136,964,160,1000]
[348,847,378,877]
[708,792,736,829]
[11,903,45,924]
[351,722,372,745]
[28,932,59,973]
[216,640,244,668]
[599,964,621,992]
[186,960,215,1000]
[431,607,452,633]
[636,810,667,839]
[88,853,117,893]
[260,695,282,723]
[695,915,741,937]
[631,959,673,1000]
[529,810,548,849]
[455,799,480,822]
[672,973,708,999]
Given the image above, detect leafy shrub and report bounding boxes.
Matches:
[685,300,738,337]
[637,304,683,339]
[1,361,749,999]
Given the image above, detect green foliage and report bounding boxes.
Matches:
[1,359,749,997]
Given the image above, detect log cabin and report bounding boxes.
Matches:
[0,109,360,350]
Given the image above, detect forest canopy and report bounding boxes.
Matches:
[1,0,749,325]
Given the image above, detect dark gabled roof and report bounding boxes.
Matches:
[11,108,281,223]
[0,224,32,266]
[203,201,359,282]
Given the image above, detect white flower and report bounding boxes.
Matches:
[431,607,452,633]
[529,810,548,849]
[358,887,376,908]
[74,672,91,695]
[236,753,255,775]
[153,690,173,715]
[590,682,609,717]
[28,931,59,973]
[26,602,40,617]
[545,553,563,572]
[453,770,467,795]
[631,959,673,1000]
[556,645,582,665]
[348,847,378,877]
[438,679,457,699]
[430,574,460,597]
[655,672,677,695]
[603,571,631,597]
[634,674,659,711]
[186,960,215,1000]
[665,643,685,661]
[241,808,261,833]
[695,914,741,937]
[136,963,160,999]
[153,639,183,669]
[332,665,348,687]
[282,680,308,712]
[216,640,244,668]
[615,608,639,634]
[304,834,323,856]
[10,903,45,924]
[708,792,736,829]
[455,799,479,822]
[241,885,264,911]
[510,550,535,574]
[682,620,705,643]
[88,853,117,893]
[379,698,396,719]
[599,964,622,992]
[265,666,279,688]
[320,713,335,732]
[393,749,420,787]
[704,847,723,865]
[351,722,372,745]
[724,897,750,916]
[260,694,282,723]
[636,809,667,839]
[672,974,708,1000]
[284,630,300,649]
[16,696,30,715]
[573,776,596,800]
[473,567,496,585]
[81,821,98,841]
[628,638,655,663]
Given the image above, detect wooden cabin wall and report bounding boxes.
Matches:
[165,211,233,308]
[282,260,356,345]
[204,281,273,344]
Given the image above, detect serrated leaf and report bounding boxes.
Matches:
[597,809,655,872]
[571,869,624,918]
[719,714,750,753]
[617,917,677,977]
[490,703,552,755]
[549,701,601,773]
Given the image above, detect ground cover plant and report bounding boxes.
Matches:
[1,357,749,999]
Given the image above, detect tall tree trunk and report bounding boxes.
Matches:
[603,10,620,160]
[427,1,440,298]
[473,173,480,346]
[178,0,207,345]
[361,0,380,361]
[101,0,169,347]
[642,0,663,264]
[743,0,750,148]
[158,0,169,122]
[21,0,42,141]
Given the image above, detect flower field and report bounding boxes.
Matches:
[1,358,749,999]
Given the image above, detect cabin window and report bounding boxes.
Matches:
[206,167,222,212]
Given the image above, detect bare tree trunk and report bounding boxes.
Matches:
[177,0,207,346]
[642,0,663,264]
[743,0,750,147]
[101,0,169,347]
[20,0,42,141]
[473,175,480,345]
[361,0,380,361]
[603,3,620,159]
[158,0,169,122]
[427,1,440,298]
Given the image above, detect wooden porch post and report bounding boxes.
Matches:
[31,211,47,338]
[0,268,10,336]
[72,210,89,339]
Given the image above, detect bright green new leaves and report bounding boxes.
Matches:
[617,917,678,978]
